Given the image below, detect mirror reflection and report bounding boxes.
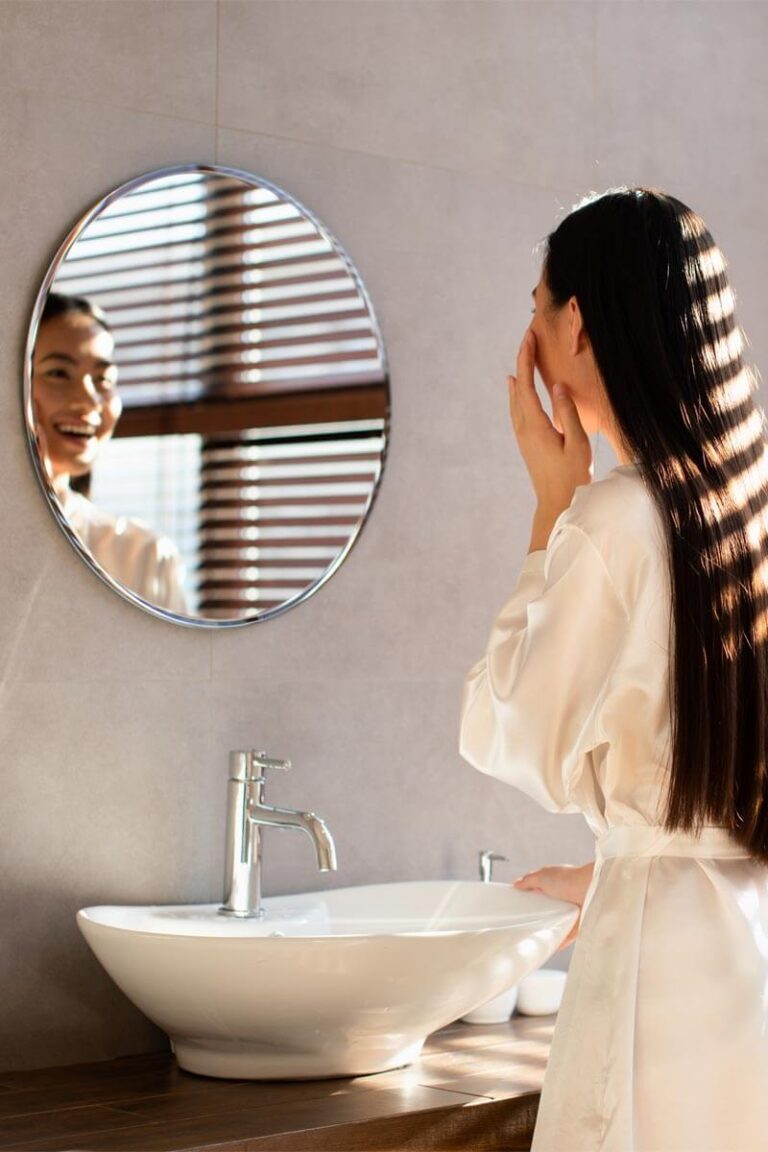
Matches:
[25,165,389,626]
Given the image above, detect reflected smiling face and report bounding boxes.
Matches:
[31,311,122,479]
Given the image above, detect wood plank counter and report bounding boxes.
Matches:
[0,1015,555,1152]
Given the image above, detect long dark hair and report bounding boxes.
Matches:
[542,186,768,863]
[40,290,112,334]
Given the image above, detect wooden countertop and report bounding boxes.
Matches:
[0,1015,555,1152]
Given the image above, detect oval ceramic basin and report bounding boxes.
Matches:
[77,880,578,1079]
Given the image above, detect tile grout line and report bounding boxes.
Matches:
[0,80,601,199]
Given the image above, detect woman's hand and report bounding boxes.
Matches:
[512,861,595,951]
[507,327,592,515]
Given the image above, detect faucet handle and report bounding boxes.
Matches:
[229,750,292,781]
[250,750,292,775]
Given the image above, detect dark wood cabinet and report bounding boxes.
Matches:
[0,1015,555,1151]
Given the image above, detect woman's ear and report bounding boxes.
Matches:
[568,295,590,357]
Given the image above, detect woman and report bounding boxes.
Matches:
[459,186,768,1151]
[31,292,189,615]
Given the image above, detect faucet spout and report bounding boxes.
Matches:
[249,803,338,872]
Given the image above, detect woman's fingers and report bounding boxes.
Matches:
[507,328,557,441]
[514,867,545,882]
[508,328,534,412]
[512,874,542,890]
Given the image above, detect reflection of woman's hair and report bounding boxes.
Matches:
[38,292,115,498]
[40,290,113,336]
[542,185,768,862]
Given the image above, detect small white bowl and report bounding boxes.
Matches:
[516,968,567,1015]
[460,982,518,1024]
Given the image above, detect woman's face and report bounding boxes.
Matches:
[31,310,121,479]
[529,273,607,438]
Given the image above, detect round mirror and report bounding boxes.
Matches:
[23,164,389,627]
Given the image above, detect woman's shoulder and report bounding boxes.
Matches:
[552,464,667,609]
[62,491,179,558]
[565,464,660,533]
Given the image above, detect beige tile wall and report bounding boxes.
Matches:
[1,0,764,1069]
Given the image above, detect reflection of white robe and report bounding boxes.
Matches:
[459,463,768,1152]
[60,488,190,616]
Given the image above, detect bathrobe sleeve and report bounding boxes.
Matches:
[459,522,630,813]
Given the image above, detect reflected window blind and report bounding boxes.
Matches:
[52,170,386,405]
[198,418,385,618]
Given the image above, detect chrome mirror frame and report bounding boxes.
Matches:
[22,162,390,628]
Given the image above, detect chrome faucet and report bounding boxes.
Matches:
[219,750,338,919]
[479,849,508,883]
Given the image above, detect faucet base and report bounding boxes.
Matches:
[217,905,267,920]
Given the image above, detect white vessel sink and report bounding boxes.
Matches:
[77,880,577,1079]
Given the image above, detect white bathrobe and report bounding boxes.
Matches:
[59,487,190,616]
[459,463,768,1152]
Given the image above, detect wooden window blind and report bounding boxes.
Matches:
[197,418,386,618]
